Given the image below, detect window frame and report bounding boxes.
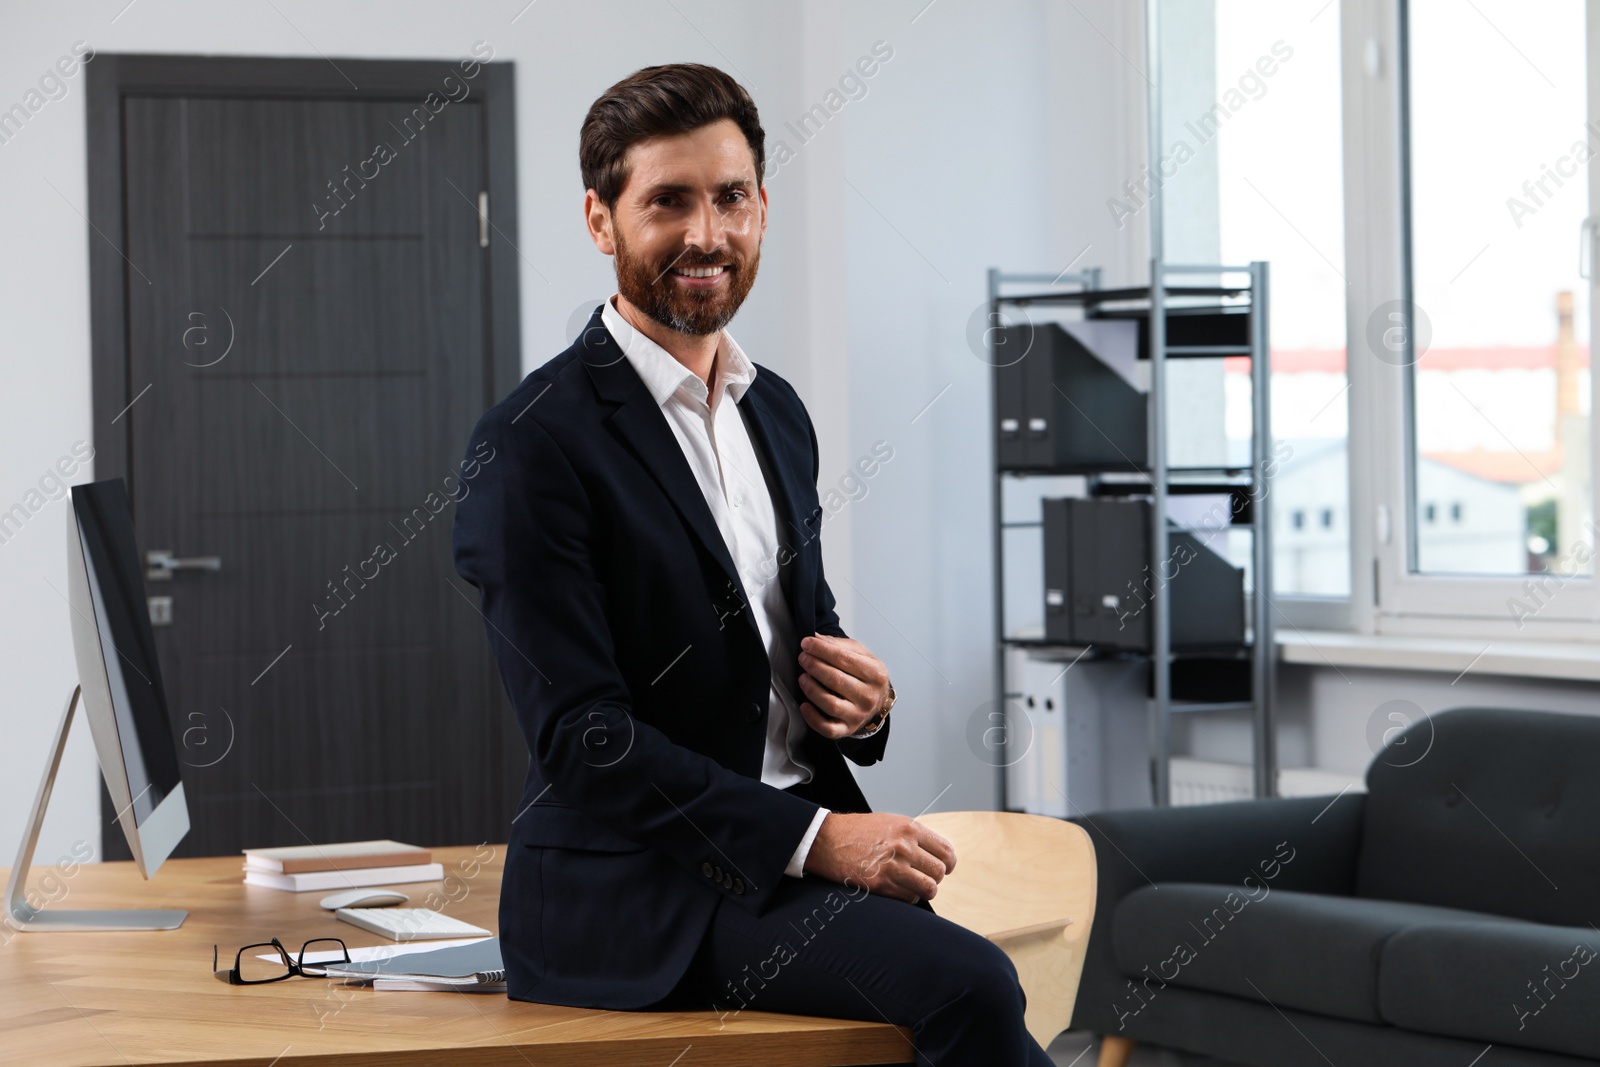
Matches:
[1342,0,1600,640]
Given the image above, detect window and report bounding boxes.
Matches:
[1156,0,1600,629]
[1345,0,1600,632]
[1224,0,1350,598]
[1403,0,1592,581]
[1156,0,1352,601]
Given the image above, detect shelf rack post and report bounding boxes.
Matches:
[1148,259,1171,806]
[987,268,1102,813]
[988,266,1006,812]
[1146,0,1172,807]
[1249,259,1276,798]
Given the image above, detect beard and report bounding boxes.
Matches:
[614,230,760,337]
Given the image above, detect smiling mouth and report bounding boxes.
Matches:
[669,264,728,279]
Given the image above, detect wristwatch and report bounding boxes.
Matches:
[850,680,895,739]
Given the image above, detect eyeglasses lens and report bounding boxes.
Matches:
[235,944,290,984]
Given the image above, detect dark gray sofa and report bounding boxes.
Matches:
[1070,707,1600,1066]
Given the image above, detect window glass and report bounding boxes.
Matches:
[1405,0,1592,577]
[1196,0,1344,591]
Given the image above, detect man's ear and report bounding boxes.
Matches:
[584,188,616,256]
[757,182,769,242]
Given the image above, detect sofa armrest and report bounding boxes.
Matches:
[1077,793,1365,900]
[1068,792,1365,1034]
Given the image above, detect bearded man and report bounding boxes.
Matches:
[452,62,1052,1066]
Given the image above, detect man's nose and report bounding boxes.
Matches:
[683,198,726,252]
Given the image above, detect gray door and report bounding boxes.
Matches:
[108,88,515,858]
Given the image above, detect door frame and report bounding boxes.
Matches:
[83,54,524,854]
[84,52,523,484]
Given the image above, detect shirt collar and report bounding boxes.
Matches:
[600,296,756,409]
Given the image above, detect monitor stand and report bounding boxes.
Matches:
[3,686,187,931]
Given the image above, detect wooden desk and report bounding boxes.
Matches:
[1,845,913,1066]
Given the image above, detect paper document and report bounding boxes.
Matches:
[256,936,491,966]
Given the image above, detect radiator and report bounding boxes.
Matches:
[1170,759,1365,806]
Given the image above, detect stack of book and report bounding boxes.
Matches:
[242,839,442,892]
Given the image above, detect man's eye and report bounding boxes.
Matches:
[724,191,746,203]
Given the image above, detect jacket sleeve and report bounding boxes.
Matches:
[452,404,820,913]
[801,396,891,768]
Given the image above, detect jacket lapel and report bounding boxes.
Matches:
[577,307,754,636]
[737,381,808,620]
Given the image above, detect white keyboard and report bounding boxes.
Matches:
[334,907,491,942]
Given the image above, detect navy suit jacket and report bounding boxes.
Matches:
[452,306,890,1007]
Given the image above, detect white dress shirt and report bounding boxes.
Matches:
[601,297,829,878]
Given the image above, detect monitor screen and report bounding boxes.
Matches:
[71,480,182,827]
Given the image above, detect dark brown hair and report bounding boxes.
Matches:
[580,63,765,208]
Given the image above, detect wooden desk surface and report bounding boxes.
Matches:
[1,845,913,1066]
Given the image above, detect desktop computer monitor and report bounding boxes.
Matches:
[3,478,190,931]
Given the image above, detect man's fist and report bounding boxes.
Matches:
[803,811,957,903]
[797,634,890,739]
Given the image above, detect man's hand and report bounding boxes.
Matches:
[797,634,889,739]
[803,812,957,903]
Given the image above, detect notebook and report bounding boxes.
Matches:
[242,862,444,893]
[322,937,505,988]
[242,840,431,874]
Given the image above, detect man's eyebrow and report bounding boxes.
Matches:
[640,178,757,196]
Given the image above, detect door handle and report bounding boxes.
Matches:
[1581,216,1597,279]
[146,549,222,581]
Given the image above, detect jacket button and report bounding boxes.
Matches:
[721,872,734,889]
[733,878,745,895]
[713,866,724,882]
[746,701,763,723]
[701,862,714,878]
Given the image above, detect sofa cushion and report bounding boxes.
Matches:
[1379,921,1600,1059]
[1114,883,1513,1023]
[1358,707,1600,927]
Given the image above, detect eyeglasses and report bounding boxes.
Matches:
[213,936,350,985]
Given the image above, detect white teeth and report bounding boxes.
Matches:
[673,265,726,278]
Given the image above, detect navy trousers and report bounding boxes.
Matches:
[653,869,1055,1066]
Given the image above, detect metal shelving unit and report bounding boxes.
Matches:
[986,262,1276,809]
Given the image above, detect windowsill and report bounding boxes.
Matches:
[1279,630,1600,682]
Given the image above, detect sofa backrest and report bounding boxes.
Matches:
[1356,706,1600,926]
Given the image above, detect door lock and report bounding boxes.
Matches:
[148,596,174,626]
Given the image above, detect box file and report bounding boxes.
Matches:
[994,321,1146,471]
[1041,496,1245,652]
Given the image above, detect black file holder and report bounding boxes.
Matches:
[994,322,1147,472]
[1042,496,1245,653]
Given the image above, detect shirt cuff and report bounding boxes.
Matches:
[784,806,830,878]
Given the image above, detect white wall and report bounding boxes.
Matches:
[832,0,1145,816]
[1280,662,1600,779]
[0,0,1145,864]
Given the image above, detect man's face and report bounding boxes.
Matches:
[588,118,766,336]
